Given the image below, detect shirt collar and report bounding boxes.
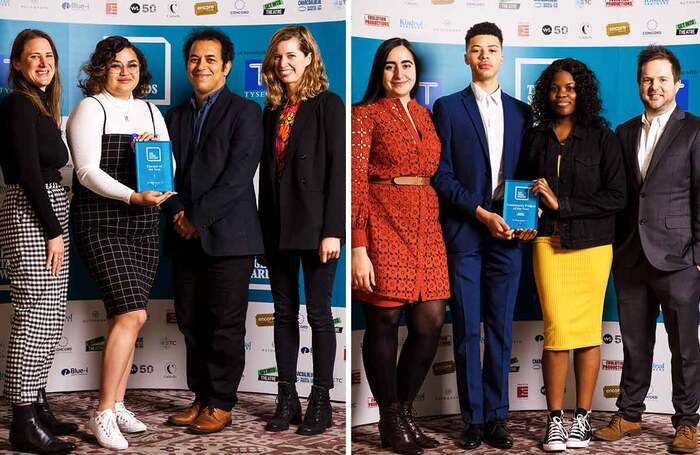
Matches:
[190,85,225,111]
[641,103,675,128]
[471,82,502,107]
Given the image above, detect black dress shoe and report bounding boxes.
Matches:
[10,404,76,454]
[296,385,333,435]
[484,419,513,449]
[265,381,302,432]
[378,403,423,455]
[399,402,439,448]
[36,388,79,436]
[461,424,482,450]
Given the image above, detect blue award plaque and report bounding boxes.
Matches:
[503,180,538,230]
[134,141,174,193]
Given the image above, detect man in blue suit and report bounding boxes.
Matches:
[432,22,532,450]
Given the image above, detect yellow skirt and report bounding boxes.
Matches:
[532,236,612,351]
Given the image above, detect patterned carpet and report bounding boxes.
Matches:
[0,390,346,454]
[353,411,689,454]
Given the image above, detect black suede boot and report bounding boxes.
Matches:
[378,403,423,455]
[265,381,302,432]
[9,404,76,454]
[400,401,439,448]
[36,388,78,436]
[296,385,332,435]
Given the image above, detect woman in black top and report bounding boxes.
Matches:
[0,29,77,454]
[517,58,626,451]
[258,25,344,436]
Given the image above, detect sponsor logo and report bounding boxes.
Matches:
[534,0,558,7]
[646,386,658,400]
[652,361,665,372]
[439,335,452,347]
[368,396,378,408]
[431,0,454,3]
[541,385,546,395]
[244,60,266,100]
[607,22,631,36]
[602,359,624,371]
[334,317,344,333]
[83,309,106,323]
[437,387,459,401]
[300,346,312,354]
[166,311,177,323]
[416,80,440,109]
[517,384,528,398]
[499,0,520,7]
[603,385,621,398]
[465,0,486,5]
[258,366,278,382]
[130,364,154,374]
[61,0,90,10]
[297,0,320,11]
[194,1,217,14]
[20,0,49,10]
[263,0,284,15]
[296,371,315,384]
[644,0,669,4]
[160,336,177,350]
[643,19,662,36]
[576,0,592,6]
[61,367,88,376]
[163,361,177,378]
[230,0,249,15]
[352,369,361,384]
[532,358,542,370]
[681,0,700,4]
[542,24,568,35]
[364,14,389,27]
[0,0,9,6]
[510,357,520,373]
[85,336,106,352]
[256,312,274,327]
[535,334,545,342]
[579,22,593,39]
[166,0,179,17]
[129,2,155,12]
[676,19,699,35]
[433,18,461,33]
[105,0,117,14]
[606,0,633,5]
[56,336,72,354]
[432,361,456,375]
[678,79,689,110]
[603,333,622,344]
[518,22,530,37]
[400,18,423,30]
[244,340,252,351]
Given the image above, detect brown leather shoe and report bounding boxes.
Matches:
[168,401,205,427]
[671,425,697,453]
[593,414,642,441]
[188,406,232,434]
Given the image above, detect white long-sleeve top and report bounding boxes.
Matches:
[67,91,171,204]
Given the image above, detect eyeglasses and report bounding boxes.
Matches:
[108,62,140,74]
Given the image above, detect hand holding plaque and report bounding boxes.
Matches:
[503,180,539,232]
[134,140,175,193]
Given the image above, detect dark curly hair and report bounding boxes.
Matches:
[78,36,152,98]
[465,22,503,50]
[531,58,609,129]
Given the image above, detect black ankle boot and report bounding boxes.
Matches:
[36,388,78,436]
[265,381,302,432]
[10,404,76,454]
[296,385,332,435]
[400,401,439,448]
[378,403,423,455]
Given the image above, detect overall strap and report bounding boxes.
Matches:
[88,95,107,135]
[146,101,156,135]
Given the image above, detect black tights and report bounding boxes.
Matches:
[361,299,446,407]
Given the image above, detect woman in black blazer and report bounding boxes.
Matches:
[258,25,345,436]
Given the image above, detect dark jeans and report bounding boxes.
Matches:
[613,237,700,427]
[172,241,254,411]
[267,249,338,389]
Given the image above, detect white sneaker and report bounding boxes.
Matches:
[88,408,129,450]
[115,402,147,433]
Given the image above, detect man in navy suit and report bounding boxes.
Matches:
[433,22,532,450]
[162,29,264,434]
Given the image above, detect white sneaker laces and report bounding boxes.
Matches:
[569,413,591,440]
[548,415,568,442]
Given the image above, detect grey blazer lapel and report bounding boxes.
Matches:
[643,107,685,183]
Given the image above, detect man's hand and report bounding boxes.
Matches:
[173,210,199,240]
[476,206,513,240]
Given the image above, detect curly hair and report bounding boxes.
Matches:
[78,36,152,98]
[262,25,329,109]
[531,58,609,129]
[465,22,503,49]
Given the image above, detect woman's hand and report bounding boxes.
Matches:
[531,178,559,211]
[319,237,341,263]
[45,235,64,277]
[513,228,538,242]
[132,132,158,143]
[351,246,375,293]
[130,191,175,207]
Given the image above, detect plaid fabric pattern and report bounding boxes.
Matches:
[0,183,69,403]
[72,133,159,318]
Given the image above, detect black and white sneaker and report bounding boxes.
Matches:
[566,409,592,448]
[543,411,567,452]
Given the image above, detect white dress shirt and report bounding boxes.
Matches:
[471,82,505,200]
[638,103,675,180]
[67,91,170,204]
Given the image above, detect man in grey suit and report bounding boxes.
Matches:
[594,45,700,453]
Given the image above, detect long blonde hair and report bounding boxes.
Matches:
[262,25,329,109]
[9,29,62,127]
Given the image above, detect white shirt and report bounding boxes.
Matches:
[638,103,675,180]
[471,82,505,200]
[67,91,170,204]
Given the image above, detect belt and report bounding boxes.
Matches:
[369,176,431,186]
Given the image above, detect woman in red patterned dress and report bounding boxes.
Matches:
[352,38,450,455]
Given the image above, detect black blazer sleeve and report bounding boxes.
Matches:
[515,127,538,182]
[558,129,627,219]
[161,107,186,218]
[321,92,345,239]
[691,124,700,263]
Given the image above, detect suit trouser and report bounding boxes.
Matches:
[172,241,254,411]
[613,245,700,427]
[447,236,521,425]
[266,249,338,389]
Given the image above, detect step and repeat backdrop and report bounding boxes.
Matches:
[351,0,700,425]
[0,1,347,401]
